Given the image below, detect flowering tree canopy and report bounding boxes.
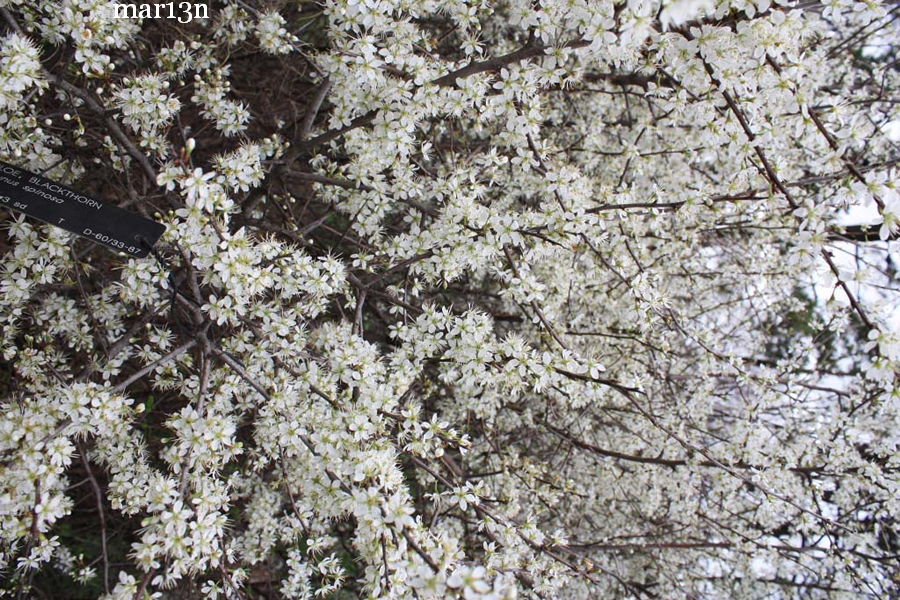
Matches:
[0,0,898,598]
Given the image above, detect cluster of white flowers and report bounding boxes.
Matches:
[0,33,44,111]
[112,75,181,151]
[39,0,141,75]
[255,11,297,55]
[0,0,899,598]
[191,69,252,137]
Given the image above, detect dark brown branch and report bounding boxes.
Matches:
[831,224,897,242]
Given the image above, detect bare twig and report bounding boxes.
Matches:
[77,444,110,594]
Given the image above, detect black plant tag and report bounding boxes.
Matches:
[0,161,165,258]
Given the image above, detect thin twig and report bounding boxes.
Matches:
[78,444,110,594]
[113,339,198,393]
